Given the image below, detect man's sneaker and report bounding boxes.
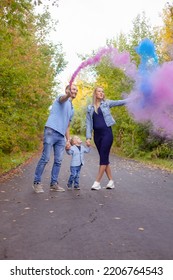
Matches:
[74,186,80,190]
[32,183,44,193]
[67,184,72,190]
[50,183,65,192]
[106,180,115,189]
[91,181,101,190]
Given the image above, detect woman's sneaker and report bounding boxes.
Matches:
[32,183,44,193]
[106,180,115,189]
[91,181,101,190]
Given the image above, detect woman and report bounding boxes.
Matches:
[86,86,126,190]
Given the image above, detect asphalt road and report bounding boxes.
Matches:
[0,147,173,260]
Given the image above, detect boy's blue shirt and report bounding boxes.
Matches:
[66,145,90,166]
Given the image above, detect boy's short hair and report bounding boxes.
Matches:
[70,135,78,145]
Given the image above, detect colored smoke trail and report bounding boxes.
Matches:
[69,38,173,138]
[69,46,137,86]
[126,39,173,138]
[69,47,114,86]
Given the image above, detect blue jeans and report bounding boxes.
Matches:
[67,165,82,187]
[34,127,65,185]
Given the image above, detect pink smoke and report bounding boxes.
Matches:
[127,61,173,137]
[110,49,137,78]
[69,40,173,138]
[69,47,137,86]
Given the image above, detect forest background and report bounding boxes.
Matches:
[0,0,173,175]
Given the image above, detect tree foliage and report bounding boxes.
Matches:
[32,0,59,7]
[71,78,93,135]
[159,2,173,61]
[0,0,66,172]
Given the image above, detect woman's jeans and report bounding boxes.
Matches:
[67,165,82,187]
[34,127,65,185]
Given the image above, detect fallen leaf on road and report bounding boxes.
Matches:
[138,227,144,231]
[21,213,26,216]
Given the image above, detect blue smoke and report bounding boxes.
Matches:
[135,38,159,106]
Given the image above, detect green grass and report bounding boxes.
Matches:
[0,151,35,176]
[135,157,173,172]
[112,147,173,173]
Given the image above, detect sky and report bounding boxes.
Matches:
[48,0,170,89]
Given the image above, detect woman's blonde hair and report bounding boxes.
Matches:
[92,86,105,113]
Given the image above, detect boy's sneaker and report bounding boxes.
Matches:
[74,186,80,190]
[106,180,115,189]
[91,181,101,190]
[50,183,65,192]
[32,182,44,193]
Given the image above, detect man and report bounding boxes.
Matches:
[32,84,78,193]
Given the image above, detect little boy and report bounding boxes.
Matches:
[66,136,91,190]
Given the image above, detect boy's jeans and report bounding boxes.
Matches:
[68,165,82,187]
[34,127,65,185]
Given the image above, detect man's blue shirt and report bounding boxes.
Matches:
[45,94,74,136]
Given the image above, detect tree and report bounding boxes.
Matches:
[32,0,59,7]
[0,0,66,173]
[128,12,159,64]
[71,78,93,135]
[159,2,173,61]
